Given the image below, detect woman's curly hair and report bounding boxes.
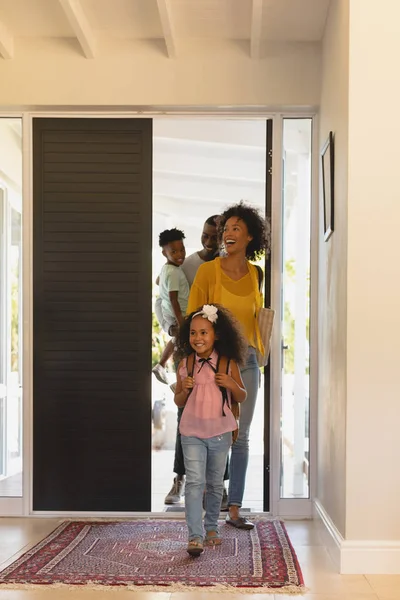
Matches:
[218,201,271,261]
[176,304,248,366]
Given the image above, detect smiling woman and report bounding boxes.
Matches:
[187,201,270,529]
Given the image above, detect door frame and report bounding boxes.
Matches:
[0,115,26,516]
[270,114,319,518]
[0,108,318,517]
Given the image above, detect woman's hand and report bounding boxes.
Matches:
[182,376,194,393]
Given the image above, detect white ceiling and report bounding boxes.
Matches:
[0,0,330,59]
[152,117,311,258]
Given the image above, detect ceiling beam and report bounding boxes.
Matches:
[250,0,263,59]
[59,0,96,58]
[0,20,14,59]
[156,0,177,58]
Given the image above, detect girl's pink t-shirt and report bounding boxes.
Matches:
[178,350,238,439]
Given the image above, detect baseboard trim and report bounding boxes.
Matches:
[0,497,24,516]
[314,499,342,570]
[314,499,400,574]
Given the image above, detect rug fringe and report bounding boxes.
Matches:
[60,515,282,522]
[0,582,308,594]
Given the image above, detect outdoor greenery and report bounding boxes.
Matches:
[283,259,310,375]
[152,311,167,368]
[11,265,19,372]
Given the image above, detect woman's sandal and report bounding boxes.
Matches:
[187,537,204,556]
[205,530,222,546]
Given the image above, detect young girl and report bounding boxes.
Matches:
[174,304,247,556]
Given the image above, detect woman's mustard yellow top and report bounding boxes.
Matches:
[187,257,264,354]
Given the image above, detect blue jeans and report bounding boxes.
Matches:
[228,346,260,507]
[174,407,230,480]
[182,432,231,541]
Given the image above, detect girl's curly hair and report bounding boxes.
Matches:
[176,304,248,366]
[218,201,271,261]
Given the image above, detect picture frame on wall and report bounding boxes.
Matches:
[321,131,334,242]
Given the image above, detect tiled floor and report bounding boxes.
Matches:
[0,518,399,599]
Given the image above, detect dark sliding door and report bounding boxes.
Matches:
[33,118,152,511]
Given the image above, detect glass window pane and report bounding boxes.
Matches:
[0,118,23,498]
[280,118,312,499]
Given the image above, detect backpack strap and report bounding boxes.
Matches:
[216,354,231,417]
[251,264,265,357]
[185,353,196,400]
[186,352,195,377]
[217,354,230,377]
[213,258,222,303]
[255,264,264,292]
[218,355,240,443]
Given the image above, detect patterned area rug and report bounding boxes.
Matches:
[0,519,305,593]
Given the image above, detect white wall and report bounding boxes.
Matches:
[317,0,349,537]
[0,120,22,195]
[318,0,400,571]
[346,0,400,542]
[0,39,321,107]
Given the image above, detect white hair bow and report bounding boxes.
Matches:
[192,304,218,324]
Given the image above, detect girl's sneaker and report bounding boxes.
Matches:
[152,363,169,385]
